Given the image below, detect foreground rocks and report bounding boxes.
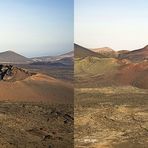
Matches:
[0,102,73,148]
[75,87,148,148]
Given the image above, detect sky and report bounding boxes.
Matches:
[0,0,73,57]
[75,0,148,51]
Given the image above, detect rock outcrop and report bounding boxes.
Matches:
[0,65,32,81]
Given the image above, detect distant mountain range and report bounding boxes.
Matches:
[0,44,147,65]
[31,57,73,67]
[31,51,74,62]
[0,50,74,65]
[75,44,148,62]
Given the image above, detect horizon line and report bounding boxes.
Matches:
[74,43,148,51]
[0,49,73,58]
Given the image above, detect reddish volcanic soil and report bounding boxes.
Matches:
[119,45,148,62]
[0,73,73,103]
[115,61,148,88]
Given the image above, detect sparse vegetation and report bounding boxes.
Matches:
[75,87,148,148]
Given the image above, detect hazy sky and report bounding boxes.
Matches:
[0,0,73,57]
[75,0,148,51]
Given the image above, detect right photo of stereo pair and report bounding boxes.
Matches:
[74,0,148,148]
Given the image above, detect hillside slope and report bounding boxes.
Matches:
[75,58,148,89]
[75,57,119,76]
[119,45,148,62]
[0,51,31,64]
[74,44,105,58]
[0,73,73,103]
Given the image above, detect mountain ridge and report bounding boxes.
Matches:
[0,50,31,64]
[0,50,74,64]
[119,45,148,62]
[74,44,105,58]
[91,47,117,58]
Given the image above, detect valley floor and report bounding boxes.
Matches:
[74,87,148,148]
[0,102,73,148]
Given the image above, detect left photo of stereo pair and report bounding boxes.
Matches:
[0,0,74,148]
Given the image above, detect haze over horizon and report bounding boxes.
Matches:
[0,0,73,57]
[75,0,148,51]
